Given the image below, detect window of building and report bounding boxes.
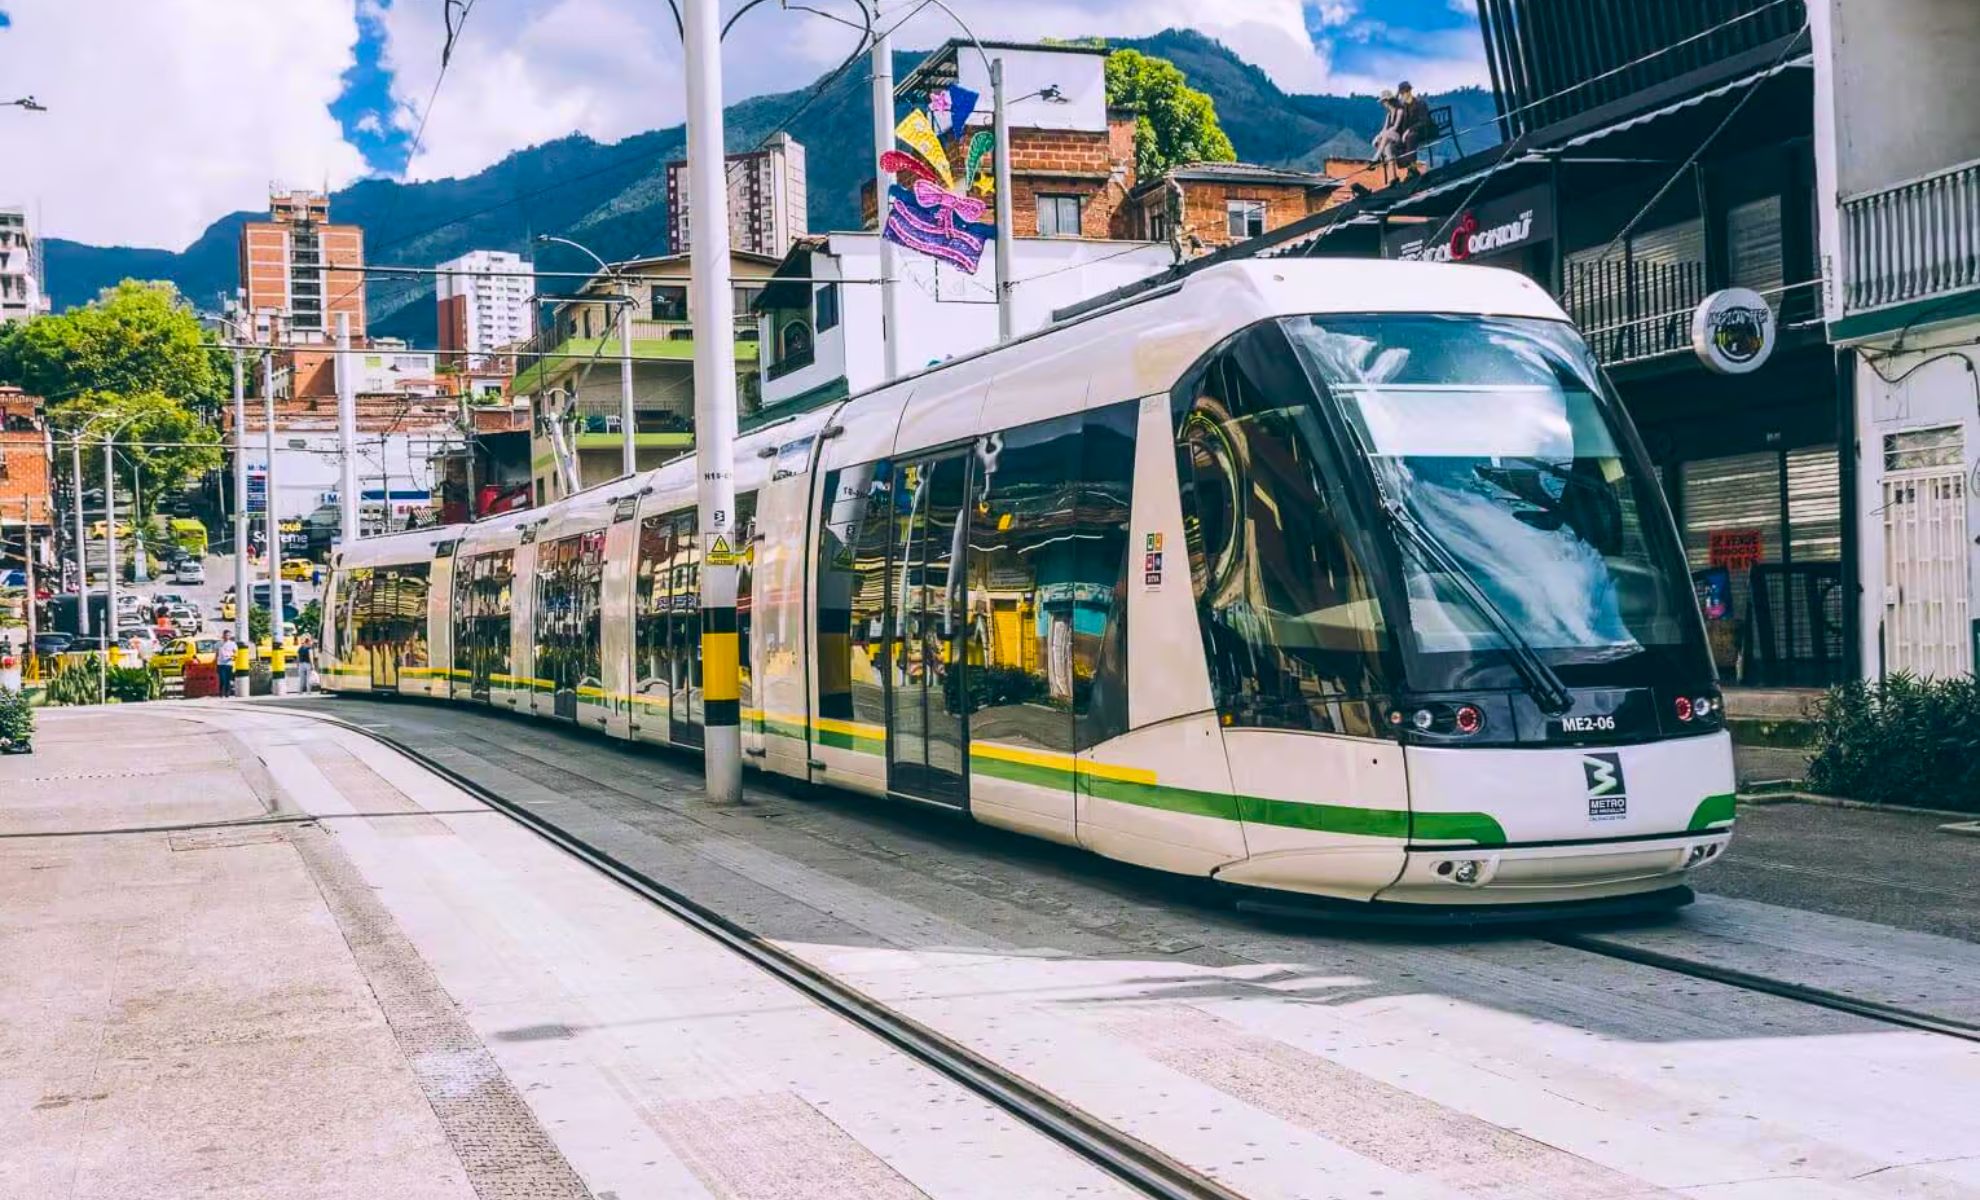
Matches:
[780,320,813,364]
[1037,194,1083,238]
[651,285,689,322]
[1727,195,1784,297]
[1226,199,1267,239]
[732,286,762,319]
[814,282,840,333]
[1885,425,1964,473]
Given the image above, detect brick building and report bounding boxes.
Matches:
[237,190,366,343]
[1123,161,1341,252]
[0,387,51,581]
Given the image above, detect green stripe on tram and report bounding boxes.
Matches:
[1688,792,1737,830]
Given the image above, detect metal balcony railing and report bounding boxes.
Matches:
[1841,156,1980,315]
[764,348,816,382]
[1565,257,1708,366]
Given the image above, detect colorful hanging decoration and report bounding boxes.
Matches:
[882,87,996,274]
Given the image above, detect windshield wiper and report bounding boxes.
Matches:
[1378,498,1574,715]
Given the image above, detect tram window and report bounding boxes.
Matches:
[634,514,674,705]
[966,416,1081,755]
[1175,326,1394,736]
[534,532,603,696]
[455,550,514,685]
[815,461,893,724]
[353,561,431,671]
[1076,401,1137,749]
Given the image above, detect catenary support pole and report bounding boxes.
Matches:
[619,275,637,476]
[991,56,1016,343]
[69,439,88,644]
[232,347,251,693]
[264,353,286,695]
[871,0,901,381]
[22,498,35,646]
[684,0,741,803]
[336,313,359,549]
[102,434,117,666]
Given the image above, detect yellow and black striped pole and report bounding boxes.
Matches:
[684,0,742,802]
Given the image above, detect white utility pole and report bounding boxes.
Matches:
[618,276,637,476]
[336,312,359,549]
[683,0,742,803]
[990,56,1016,342]
[101,434,118,660]
[263,352,285,694]
[231,346,250,654]
[870,0,902,381]
[22,498,35,645]
[69,440,88,644]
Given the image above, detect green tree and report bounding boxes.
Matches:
[74,389,223,522]
[1104,49,1238,179]
[0,279,224,408]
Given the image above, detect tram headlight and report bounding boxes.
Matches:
[1453,704,1484,735]
[1412,708,1436,731]
[1673,695,1694,722]
[1692,694,1717,719]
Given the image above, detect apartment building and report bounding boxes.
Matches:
[237,190,366,343]
[0,208,46,325]
[667,132,808,259]
[436,249,531,374]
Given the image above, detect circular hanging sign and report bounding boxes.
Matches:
[1691,288,1776,375]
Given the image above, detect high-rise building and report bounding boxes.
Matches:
[436,249,531,373]
[0,208,46,324]
[666,132,807,259]
[237,189,365,342]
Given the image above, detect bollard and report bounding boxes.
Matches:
[232,646,253,698]
[269,643,288,697]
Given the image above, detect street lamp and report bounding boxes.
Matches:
[212,307,260,692]
[535,234,637,478]
[4,96,46,112]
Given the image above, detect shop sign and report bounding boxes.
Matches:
[1385,186,1554,265]
[1691,288,1775,375]
[1708,529,1764,571]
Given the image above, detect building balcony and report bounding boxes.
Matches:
[764,347,816,381]
[1564,257,1708,367]
[1839,155,1980,327]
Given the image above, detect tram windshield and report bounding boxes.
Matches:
[1284,314,1704,692]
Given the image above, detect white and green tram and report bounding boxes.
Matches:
[323,259,1736,915]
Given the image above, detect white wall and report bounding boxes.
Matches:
[1826,0,1979,200]
[950,47,1108,134]
[760,233,1172,407]
[1851,320,1980,677]
[245,428,454,524]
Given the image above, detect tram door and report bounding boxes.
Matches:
[665,513,703,749]
[886,452,969,808]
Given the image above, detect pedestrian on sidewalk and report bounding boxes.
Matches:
[217,629,238,697]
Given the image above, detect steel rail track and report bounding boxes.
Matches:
[292,707,1248,1200]
[1545,933,1980,1044]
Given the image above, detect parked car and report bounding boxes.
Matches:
[152,634,220,677]
[115,625,160,661]
[167,603,203,634]
[172,559,206,585]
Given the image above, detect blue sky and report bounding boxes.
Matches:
[331,0,1485,177]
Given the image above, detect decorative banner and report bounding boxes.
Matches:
[893,110,954,190]
[882,94,997,273]
[884,183,994,273]
[879,149,942,188]
[964,130,997,196]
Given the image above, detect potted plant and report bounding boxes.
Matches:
[0,685,32,753]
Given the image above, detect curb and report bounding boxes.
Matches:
[1735,788,1980,824]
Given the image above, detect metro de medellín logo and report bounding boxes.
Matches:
[1583,752,1628,821]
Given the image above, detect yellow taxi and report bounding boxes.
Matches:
[281,557,316,582]
[152,634,221,677]
[218,592,236,621]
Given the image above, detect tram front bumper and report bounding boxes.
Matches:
[1374,830,1733,906]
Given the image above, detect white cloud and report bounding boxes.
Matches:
[381,0,1346,183]
[0,0,369,248]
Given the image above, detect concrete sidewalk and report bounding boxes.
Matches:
[0,706,580,1200]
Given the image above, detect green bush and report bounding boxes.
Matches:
[107,665,160,703]
[44,655,104,705]
[1805,674,1980,811]
[0,686,32,746]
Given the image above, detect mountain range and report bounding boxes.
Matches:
[43,29,1496,346]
